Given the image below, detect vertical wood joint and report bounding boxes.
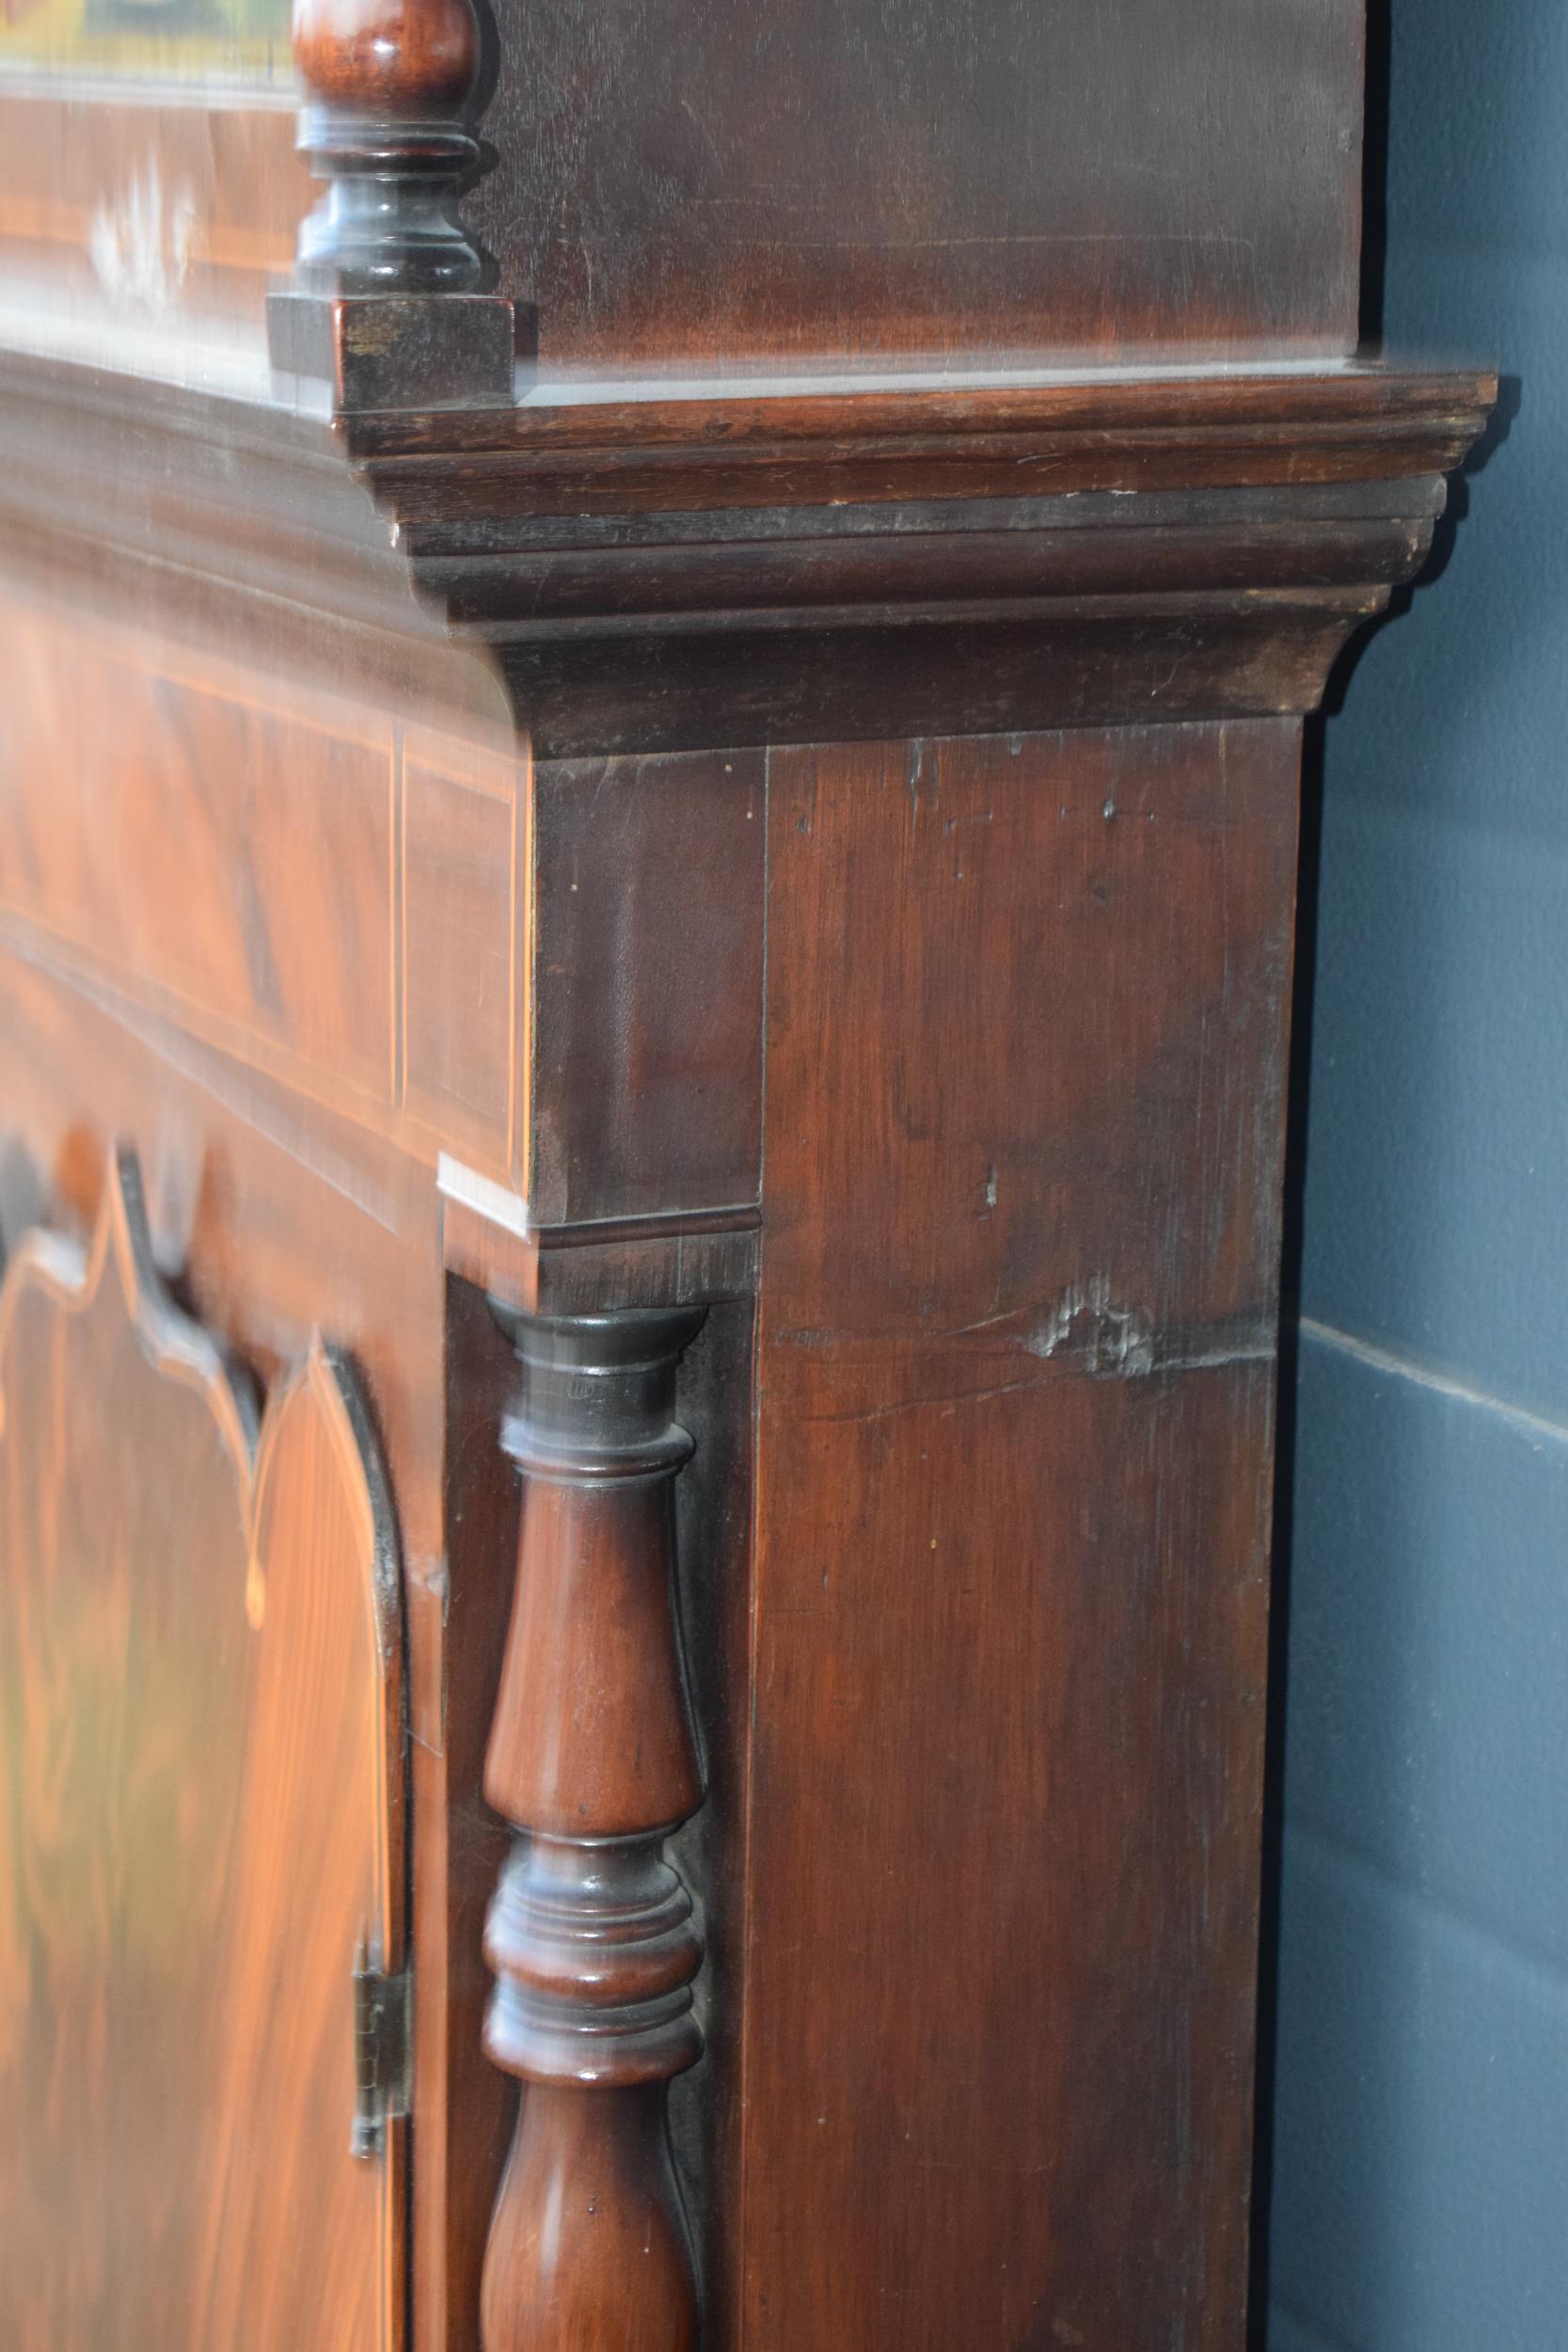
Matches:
[480,1303,707,2352]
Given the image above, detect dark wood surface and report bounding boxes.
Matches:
[0,589,525,1184]
[350,358,1489,476]
[470,0,1364,369]
[527,751,767,1227]
[0,358,1492,2345]
[0,347,1493,769]
[0,1153,405,2352]
[743,722,1299,2348]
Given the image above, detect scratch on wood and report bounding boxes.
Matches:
[783,1288,1275,1419]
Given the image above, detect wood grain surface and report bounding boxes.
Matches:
[0,593,526,1182]
[0,1152,406,2352]
[527,751,767,1227]
[346,366,1493,512]
[743,722,1299,2349]
[470,0,1363,368]
[0,607,756,2352]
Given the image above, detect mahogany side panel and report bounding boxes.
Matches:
[743,722,1301,2349]
[0,1159,259,2352]
[0,568,515,2352]
[0,1152,406,2352]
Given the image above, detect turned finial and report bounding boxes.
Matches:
[289,0,488,294]
[270,0,518,406]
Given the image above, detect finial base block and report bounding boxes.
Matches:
[267,288,525,412]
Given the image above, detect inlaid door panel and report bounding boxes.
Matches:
[0,1148,406,2352]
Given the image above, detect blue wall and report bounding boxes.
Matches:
[1267,5,1568,2348]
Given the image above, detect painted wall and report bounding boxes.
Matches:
[1267,5,1568,2349]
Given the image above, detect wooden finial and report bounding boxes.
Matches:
[480,1303,707,2352]
[269,0,519,407]
[291,0,485,295]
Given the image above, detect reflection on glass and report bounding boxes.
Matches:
[0,0,291,87]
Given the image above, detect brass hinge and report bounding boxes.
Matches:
[352,1942,412,2160]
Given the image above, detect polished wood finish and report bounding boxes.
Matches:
[197,1331,408,2346]
[481,1305,707,2352]
[0,0,1363,369]
[471,0,1365,369]
[0,8,1496,2348]
[342,365,1488,523]
[0,0,1360,374]
[0,592,523,1179]
[0,1152,406,2352]
[0,896,492,2352]
[0,346,1491,766]
[294,0,478,110]
[744,723,1295,2347]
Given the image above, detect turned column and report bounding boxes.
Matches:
[481,1305,707,2352]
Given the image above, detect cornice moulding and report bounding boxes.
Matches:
[0,348,1496,754]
